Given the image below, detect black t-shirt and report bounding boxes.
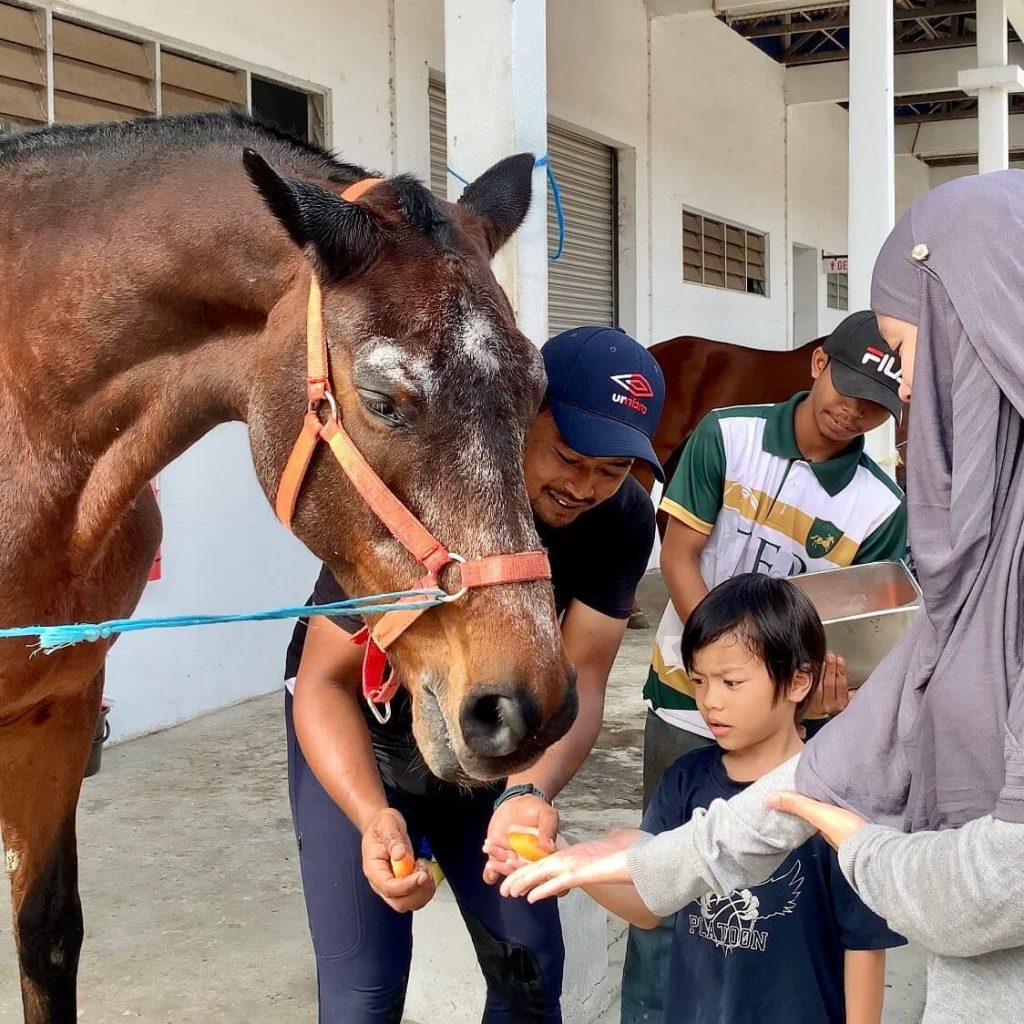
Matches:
[642,746,906,1024]
[284,475,654,792]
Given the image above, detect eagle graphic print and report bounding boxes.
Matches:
[689,860,804,954]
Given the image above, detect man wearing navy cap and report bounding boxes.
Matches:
[283,325,664,1022]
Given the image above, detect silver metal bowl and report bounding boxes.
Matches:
[788,560,921,687]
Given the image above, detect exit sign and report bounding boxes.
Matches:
[824,255,848,274]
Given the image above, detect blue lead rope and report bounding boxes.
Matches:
[0,588,446,655]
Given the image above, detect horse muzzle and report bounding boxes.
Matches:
[413,667,578,784]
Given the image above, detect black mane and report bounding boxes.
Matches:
[0,110,454,247]
[0,110,364,176]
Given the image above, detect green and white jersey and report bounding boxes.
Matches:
[646,392,907,736]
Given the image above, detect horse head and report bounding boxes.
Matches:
[243,150,575,783]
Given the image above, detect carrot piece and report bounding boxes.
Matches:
[508,826,549,862]
[391,853,415,878]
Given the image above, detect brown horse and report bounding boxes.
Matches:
[0,112,574,1022]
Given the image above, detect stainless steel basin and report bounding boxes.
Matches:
[788,561,921,687]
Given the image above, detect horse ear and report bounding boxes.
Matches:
[242,148,382,281]
[456,153,535,257]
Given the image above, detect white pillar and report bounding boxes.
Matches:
[959,0,1024,174]
[977,0,1009,173]
[444,0,549,346]
[848,0,897,470]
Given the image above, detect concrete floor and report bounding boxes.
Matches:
[0,574,926,1022]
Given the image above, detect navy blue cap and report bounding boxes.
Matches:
[542,326,665,481]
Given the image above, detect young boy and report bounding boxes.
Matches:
[578,574,905,1023]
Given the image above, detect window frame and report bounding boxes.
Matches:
[682,205,770,299]
[0,1,329,145]
[826,270,849,311]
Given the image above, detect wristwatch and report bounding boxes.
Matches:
[493,783,550,810]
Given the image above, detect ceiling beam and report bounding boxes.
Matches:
[895,110,1024,154]
[786,42,1024,104]
[737,3,976,40]
[785,32,977,67]
[925,148,1024,166]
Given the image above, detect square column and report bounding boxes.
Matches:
[959,0,1024,174]
[444,0,549,345]
[848,0,897,470]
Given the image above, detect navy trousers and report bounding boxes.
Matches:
[285,692,565,1023]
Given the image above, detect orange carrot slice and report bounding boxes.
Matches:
[508,826,549,862]
[391,853,415,878]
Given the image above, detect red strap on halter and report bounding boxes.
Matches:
[351,627,396,713]
[274,178,552,719]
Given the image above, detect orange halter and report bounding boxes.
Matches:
[275,179,552,722]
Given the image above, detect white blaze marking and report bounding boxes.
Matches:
[458,315,500,373]
[362,339,437,396]
[5,848,18,874]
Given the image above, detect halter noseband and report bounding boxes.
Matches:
[274,179,552,723]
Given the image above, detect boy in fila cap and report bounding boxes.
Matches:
[623,310,906,1024]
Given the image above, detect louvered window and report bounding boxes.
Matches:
[52,18,155,124]
[0,5,325,144]
[160,51,244,116]
[827,271,849,311]
[683,207,768,297]
[0,1,45,129]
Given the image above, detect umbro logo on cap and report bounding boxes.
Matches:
[610,373,653,414]
[610,373,655,399]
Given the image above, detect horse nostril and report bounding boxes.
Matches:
[458,685,541,759]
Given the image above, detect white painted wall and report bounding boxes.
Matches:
[546,0,651,342]
[896,153,932,220]
[106,428,317,741]
[787,102,850,337]
[650,13,788,349]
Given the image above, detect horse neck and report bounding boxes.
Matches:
[3,153,307,565]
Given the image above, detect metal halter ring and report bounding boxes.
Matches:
[366,697,392,726]
[438,552,469,603]
[310,389,338,420]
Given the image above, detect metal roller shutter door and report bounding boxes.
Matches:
[428,76,447,199]
[426,81,617,334]
[546,125,616,335]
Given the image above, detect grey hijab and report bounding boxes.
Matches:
[797,170,1024,830]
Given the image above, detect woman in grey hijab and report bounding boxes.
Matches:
[502,172,1024,1022]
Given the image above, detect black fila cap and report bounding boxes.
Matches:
[823,310,903,423]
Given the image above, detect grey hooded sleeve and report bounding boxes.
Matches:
[626,757,813,917]
[839,816,1024,958]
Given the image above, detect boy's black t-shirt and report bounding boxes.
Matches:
[642,745,906,1024]
[284,475,654,792]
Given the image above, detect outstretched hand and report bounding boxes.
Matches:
[765,792,868,851]
[482,794,559,884]
[499,829,645,903]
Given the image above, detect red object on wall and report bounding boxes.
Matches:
[148,480,161,582]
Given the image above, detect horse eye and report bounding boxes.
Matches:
[360,392,402,425]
